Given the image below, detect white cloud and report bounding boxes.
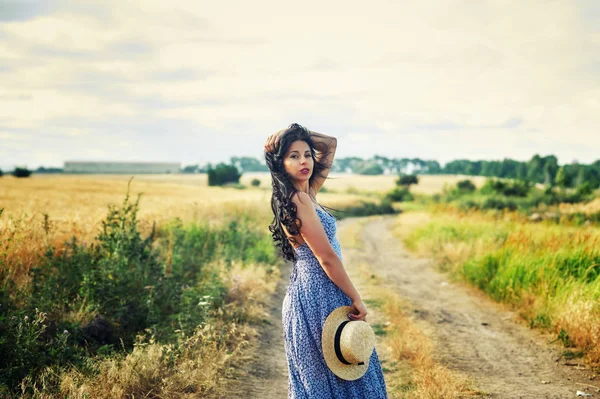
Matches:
[0,0,599,168]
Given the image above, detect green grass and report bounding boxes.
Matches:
[405,212,600,364]
[0,186,279,396]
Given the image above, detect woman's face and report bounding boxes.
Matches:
[283,140,314,182]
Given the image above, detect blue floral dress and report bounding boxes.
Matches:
[282,206,388,398]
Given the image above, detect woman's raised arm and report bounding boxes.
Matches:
[308,130,337,194]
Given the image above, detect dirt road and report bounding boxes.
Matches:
[352,215,600,398]
[234,214,600,398]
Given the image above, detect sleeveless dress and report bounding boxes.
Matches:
[282,206,388,399]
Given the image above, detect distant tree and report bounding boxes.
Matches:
[555,167,566,189]
[12,167,32,178]
[527,154,543,183]
[424,160,442,174]
[0,168,3,177]
[181,164,199,174]
[576,181,594,197]
[356,162,384,175]
[207,163,241,186]
[574,166,587,187]
[35,166,64,174]
[516,163,528,181]
[396,174,419,187]
[251,178,261,187]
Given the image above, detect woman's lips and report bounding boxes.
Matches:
[300,168,310,174]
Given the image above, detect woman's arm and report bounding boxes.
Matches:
[308,130,337,194]
[292,191,367,321]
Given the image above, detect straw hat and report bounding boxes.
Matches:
[321,305,376,380]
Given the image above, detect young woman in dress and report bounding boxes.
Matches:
[264,123,388,398]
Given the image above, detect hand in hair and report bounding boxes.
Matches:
[264,128,286,153]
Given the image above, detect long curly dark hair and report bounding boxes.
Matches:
[265,123,337,262]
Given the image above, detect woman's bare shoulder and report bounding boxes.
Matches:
[291,191,312,207]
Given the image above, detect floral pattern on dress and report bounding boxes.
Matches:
[282,207,388,398]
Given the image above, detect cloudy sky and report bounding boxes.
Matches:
[1,0,599,170]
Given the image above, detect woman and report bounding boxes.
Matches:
[264,123,388,398]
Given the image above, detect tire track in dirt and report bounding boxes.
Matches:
[346,214,600,398]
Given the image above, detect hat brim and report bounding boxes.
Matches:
[322,305,371,381]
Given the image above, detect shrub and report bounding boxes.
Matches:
[482,197,518,211]
[12,167,32,178]
[0,168,3,177]
[385,187,413,202]
[456,179,476,193]
[396,174,419,187]
[207,163,241,186]
[480,179,531,197]
[0,308,75,389]
[251,178,261,187]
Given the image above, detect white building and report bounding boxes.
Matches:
[64,161,181,174]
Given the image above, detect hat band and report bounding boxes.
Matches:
[334,320,365,366]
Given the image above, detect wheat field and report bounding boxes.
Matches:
[241,172,487,195]
[0,172,485,243]
[0,173,376,285]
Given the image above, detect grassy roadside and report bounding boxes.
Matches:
[338,216,482,398]
[396,208,600,371]
[0,186,282,398]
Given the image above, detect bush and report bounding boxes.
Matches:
[576,182,594,197]
[12,167,32,178]
[0,169,3,177]
[480,179,531,197]
[396,174,419,187]
[385,187,413,202]
[482,197,518,211]
[251,178,261,187]
[457,179,476,193]
[207,163,241,186]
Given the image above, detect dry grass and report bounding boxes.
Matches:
[243,172,488,195]
[0,174,367,288]
[348,262,480,398]
[559,198,600,214]
[17,258,281,399]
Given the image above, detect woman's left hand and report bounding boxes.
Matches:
[264,128,286,153]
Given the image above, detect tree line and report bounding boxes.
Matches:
[9,154,600,190]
